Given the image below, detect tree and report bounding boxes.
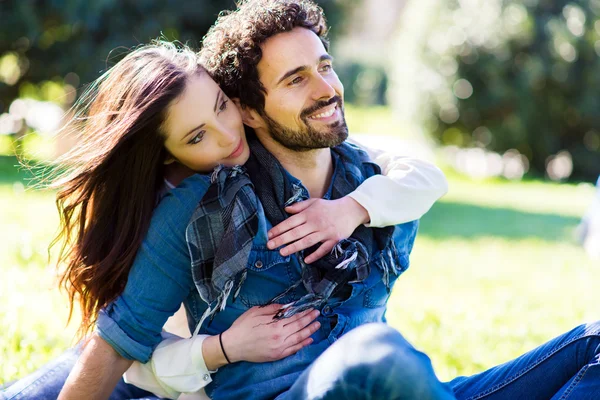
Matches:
[0,0,355,113]
[392,0,600,181]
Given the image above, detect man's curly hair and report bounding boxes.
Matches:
[199,0,329,115]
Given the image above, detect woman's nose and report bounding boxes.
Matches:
[218,128,238,147]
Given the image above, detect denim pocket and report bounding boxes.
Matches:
[362,246,408,309]
[236,246,297,307]
[363,282,391,308]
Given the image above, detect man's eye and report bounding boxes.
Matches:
[189,131,205,145]
[320,64,332,72]
[290,76,303,85]
[219,99,228,112]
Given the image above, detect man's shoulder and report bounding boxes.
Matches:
[339,139,373,164]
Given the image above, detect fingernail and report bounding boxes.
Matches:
[267,231,273,239]
[267,241,274,248]
[280,249,287,256]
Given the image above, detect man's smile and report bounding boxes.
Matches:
[307,103,339,122]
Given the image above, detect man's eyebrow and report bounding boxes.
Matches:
[181,123,206,142]
[277,66,307,86]
[276,54,334,86]
[320,54,334,63]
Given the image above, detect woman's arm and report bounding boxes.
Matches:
[346,138,448,228]
[266,138,448,261]
[124,306,321,399]
[59,176,211,399]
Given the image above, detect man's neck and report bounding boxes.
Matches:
[256,133,333,198]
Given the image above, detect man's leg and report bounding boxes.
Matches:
[280,322,455,400]
[1,346,161,400]
[449,321,600,400]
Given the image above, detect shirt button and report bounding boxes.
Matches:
[323,306,332,315]
[254,260,263,268]
[203,374,210,381]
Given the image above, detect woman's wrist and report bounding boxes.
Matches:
[341,196,370,226]
[202,334,230,370]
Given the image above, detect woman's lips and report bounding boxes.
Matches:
[228,140,244,158]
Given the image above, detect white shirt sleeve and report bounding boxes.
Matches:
[346,137,448,227]
[124,331,212,400]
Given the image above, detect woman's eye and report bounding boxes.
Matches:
[320,64,332,72]
[219,99,228,112]
[188,131,205,145]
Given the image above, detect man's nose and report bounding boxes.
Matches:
[312,74,336,101]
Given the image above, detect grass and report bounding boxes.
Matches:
[388,175,598,380]
[1,151,598,385]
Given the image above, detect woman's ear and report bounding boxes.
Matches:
[232,98,265,129]
[163,155,175,165]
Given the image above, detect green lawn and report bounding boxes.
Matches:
[1,156,597,384]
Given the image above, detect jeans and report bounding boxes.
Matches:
[449,320,600,400]
[280,322,600,400]
[278,322,455,400]
[0,346,162,400]
[3,321,599,400]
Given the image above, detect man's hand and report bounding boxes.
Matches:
[58,333,133,400]
[267,197,370,263]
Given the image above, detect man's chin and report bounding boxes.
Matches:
[307,121,348,138]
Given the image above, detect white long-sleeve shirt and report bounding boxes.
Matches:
[124,138,448,400]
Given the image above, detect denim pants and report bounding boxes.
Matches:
[0,345,162,400]
[3,321,600,400]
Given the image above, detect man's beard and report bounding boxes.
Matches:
[261,96,349,152]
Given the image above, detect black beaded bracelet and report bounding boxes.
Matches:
[219,332,231,364]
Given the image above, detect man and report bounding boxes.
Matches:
[135,1,600,399]
[55,0,600,399]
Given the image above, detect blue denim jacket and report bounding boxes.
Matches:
[97,157,418,400]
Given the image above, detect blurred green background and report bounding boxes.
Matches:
[1,0,599,387]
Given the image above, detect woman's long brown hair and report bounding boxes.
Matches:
[50,41,204,339]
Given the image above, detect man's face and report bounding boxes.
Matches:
[255,27,348,151]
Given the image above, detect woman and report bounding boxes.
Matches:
[1,41,447,400]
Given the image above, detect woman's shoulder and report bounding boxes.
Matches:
[152,174,212,229]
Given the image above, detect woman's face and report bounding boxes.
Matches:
[162,72,249,172]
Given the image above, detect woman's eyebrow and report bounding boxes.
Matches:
[213,90,222,112]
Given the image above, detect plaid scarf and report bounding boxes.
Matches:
[186,136,396,329]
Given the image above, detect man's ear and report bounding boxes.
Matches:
[232,98,265,129]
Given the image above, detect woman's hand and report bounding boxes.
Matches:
[220,304,321,364]
[266,197,370,263]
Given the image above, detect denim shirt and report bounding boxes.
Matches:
[97,154,419,400]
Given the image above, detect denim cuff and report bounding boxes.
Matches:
[96,309,154,363]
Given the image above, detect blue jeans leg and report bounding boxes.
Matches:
[449,321,600,400]
[0,346,161,400]
[280,322,456,400]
